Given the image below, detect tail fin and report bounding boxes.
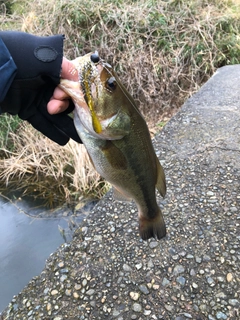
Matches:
[139,209,166,240]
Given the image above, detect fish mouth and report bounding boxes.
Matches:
[74,52,130,140]
[80,53,103,134]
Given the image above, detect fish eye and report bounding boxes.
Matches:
[106,77,117,91]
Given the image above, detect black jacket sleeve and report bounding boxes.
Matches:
[0,31,63,117]
[0,37,17,102]
[0,31,81,145]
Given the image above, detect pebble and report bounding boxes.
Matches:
[58,262,64,268]
[176,276,186,286]
[228,299,239,306]
[207,191,215,196]
[217,276,225,282]
[46,303,51,311]
[173,265,185,275]
[139,284,149,295]
[74,284,81,291]
[65,289,71,296]
[44,288,49,294]
[190,269,196,276]
[164,304,174,312]
[82,279,87,286]
[207,277,215,286]
[162,278,170,286]
[51,290,58,296]
[135,263,142,270]
[123,264,132,272]
[130,292,140,301]
[148,259,154,268]
[149,241,159,249]
[195,256,202,263]
[60,268,69,274]
[93,235,102,241]
[86,289,95,295]
[152,284,160,290]
[226,273,233,282]
[144,309,151,315]
[216,311,227,319]
[203,254,211,261]
[73,292,79,299]
[60,275,67,282]
[112,309,121,317]
[132,303,142,312]
[192,282,198,289]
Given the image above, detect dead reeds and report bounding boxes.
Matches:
[0,122,108,207]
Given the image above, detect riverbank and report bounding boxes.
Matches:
[1,65,240,319]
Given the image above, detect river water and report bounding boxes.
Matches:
[0,195,88,312]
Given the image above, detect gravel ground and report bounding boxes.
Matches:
[1,65,240,320]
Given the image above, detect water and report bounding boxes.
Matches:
[0,195,87,312]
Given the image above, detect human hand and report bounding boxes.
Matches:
[27,56,81,145]
[47,57,78,115]
[0,32,82,145]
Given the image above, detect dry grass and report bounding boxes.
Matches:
[0,122,108,206]
[0,0,240,206]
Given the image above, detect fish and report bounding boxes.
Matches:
[59,52,167,240]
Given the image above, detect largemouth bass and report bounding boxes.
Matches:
[60,52,166,240]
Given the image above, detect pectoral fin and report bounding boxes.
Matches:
[100,141,128,170]
[156,156,166,197]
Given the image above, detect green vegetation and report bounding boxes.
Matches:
[0,114,20,150]
[0,0,240,206]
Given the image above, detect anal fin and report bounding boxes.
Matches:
[156,156,166,197]
[113,187,132,202]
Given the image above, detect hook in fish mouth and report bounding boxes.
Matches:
[90,51,100,63]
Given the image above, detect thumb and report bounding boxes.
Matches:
[61,57,79,81]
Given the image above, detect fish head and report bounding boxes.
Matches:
[62,52,133,140]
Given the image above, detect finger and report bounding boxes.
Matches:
[47,98,70,114]
[61,57,79,81]
[52,86,70,101]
